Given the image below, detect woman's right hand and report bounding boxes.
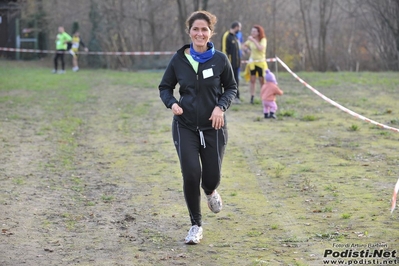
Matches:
[171,103,183,115]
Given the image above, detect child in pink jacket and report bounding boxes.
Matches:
[260,69,283,119]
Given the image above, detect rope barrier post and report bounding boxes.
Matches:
[15,18,20,60]
[33,19,38,59]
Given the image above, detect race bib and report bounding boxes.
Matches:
[202,68,214,79]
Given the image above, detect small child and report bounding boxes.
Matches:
[260,69,283,119]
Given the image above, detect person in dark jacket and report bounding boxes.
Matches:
[221,21,242,103]
[159,10,237,245]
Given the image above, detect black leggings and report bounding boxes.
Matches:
[54,50,66,70]
[172,120,227,226]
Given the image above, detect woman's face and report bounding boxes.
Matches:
[250,27,259,38]
[189,19,212,52]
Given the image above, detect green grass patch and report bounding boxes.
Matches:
[279,109,296,117]
[348,124,360,131]
[301,114,318,121]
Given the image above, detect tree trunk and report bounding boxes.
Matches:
[299,0,315,70]
[318,0,334,72]
[193,0,199,10]
[176,0,188,44]
[272,0,276,58]
[202,0,208,10]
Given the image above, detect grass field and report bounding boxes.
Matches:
[1,60,399,266]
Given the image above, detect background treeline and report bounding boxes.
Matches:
[10,0,399,71]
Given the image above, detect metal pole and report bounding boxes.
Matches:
[16,18,20,60]
[34,19,38,59]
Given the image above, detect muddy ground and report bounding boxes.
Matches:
[1,61,399,266]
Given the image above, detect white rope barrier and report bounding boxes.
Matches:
[275,57,399,133]
[274,56,399,213]
[0,47,175,55]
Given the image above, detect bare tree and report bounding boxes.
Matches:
[300,0,334,71]
[176,0,188,44]
[11,0,399,71]
[193,0,199,10]
[318,0,334,71]
[299,0,316,70]
[360,0,399,70]
[333,0,358,71]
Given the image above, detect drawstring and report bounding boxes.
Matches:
[199,130,206,148]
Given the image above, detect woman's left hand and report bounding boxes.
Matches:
[209,106,224,130]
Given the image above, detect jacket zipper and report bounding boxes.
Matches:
[181,49,203,131]
[195,65,200,130]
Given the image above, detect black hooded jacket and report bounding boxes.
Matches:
[159,44,237,131]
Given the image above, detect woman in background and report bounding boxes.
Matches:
[243,25,268,104]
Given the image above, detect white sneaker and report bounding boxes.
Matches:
[207,190,223,213]
[51,69,57,74]
[72,67,79,72]
[184,225,203,244]
[58,70,65,74]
